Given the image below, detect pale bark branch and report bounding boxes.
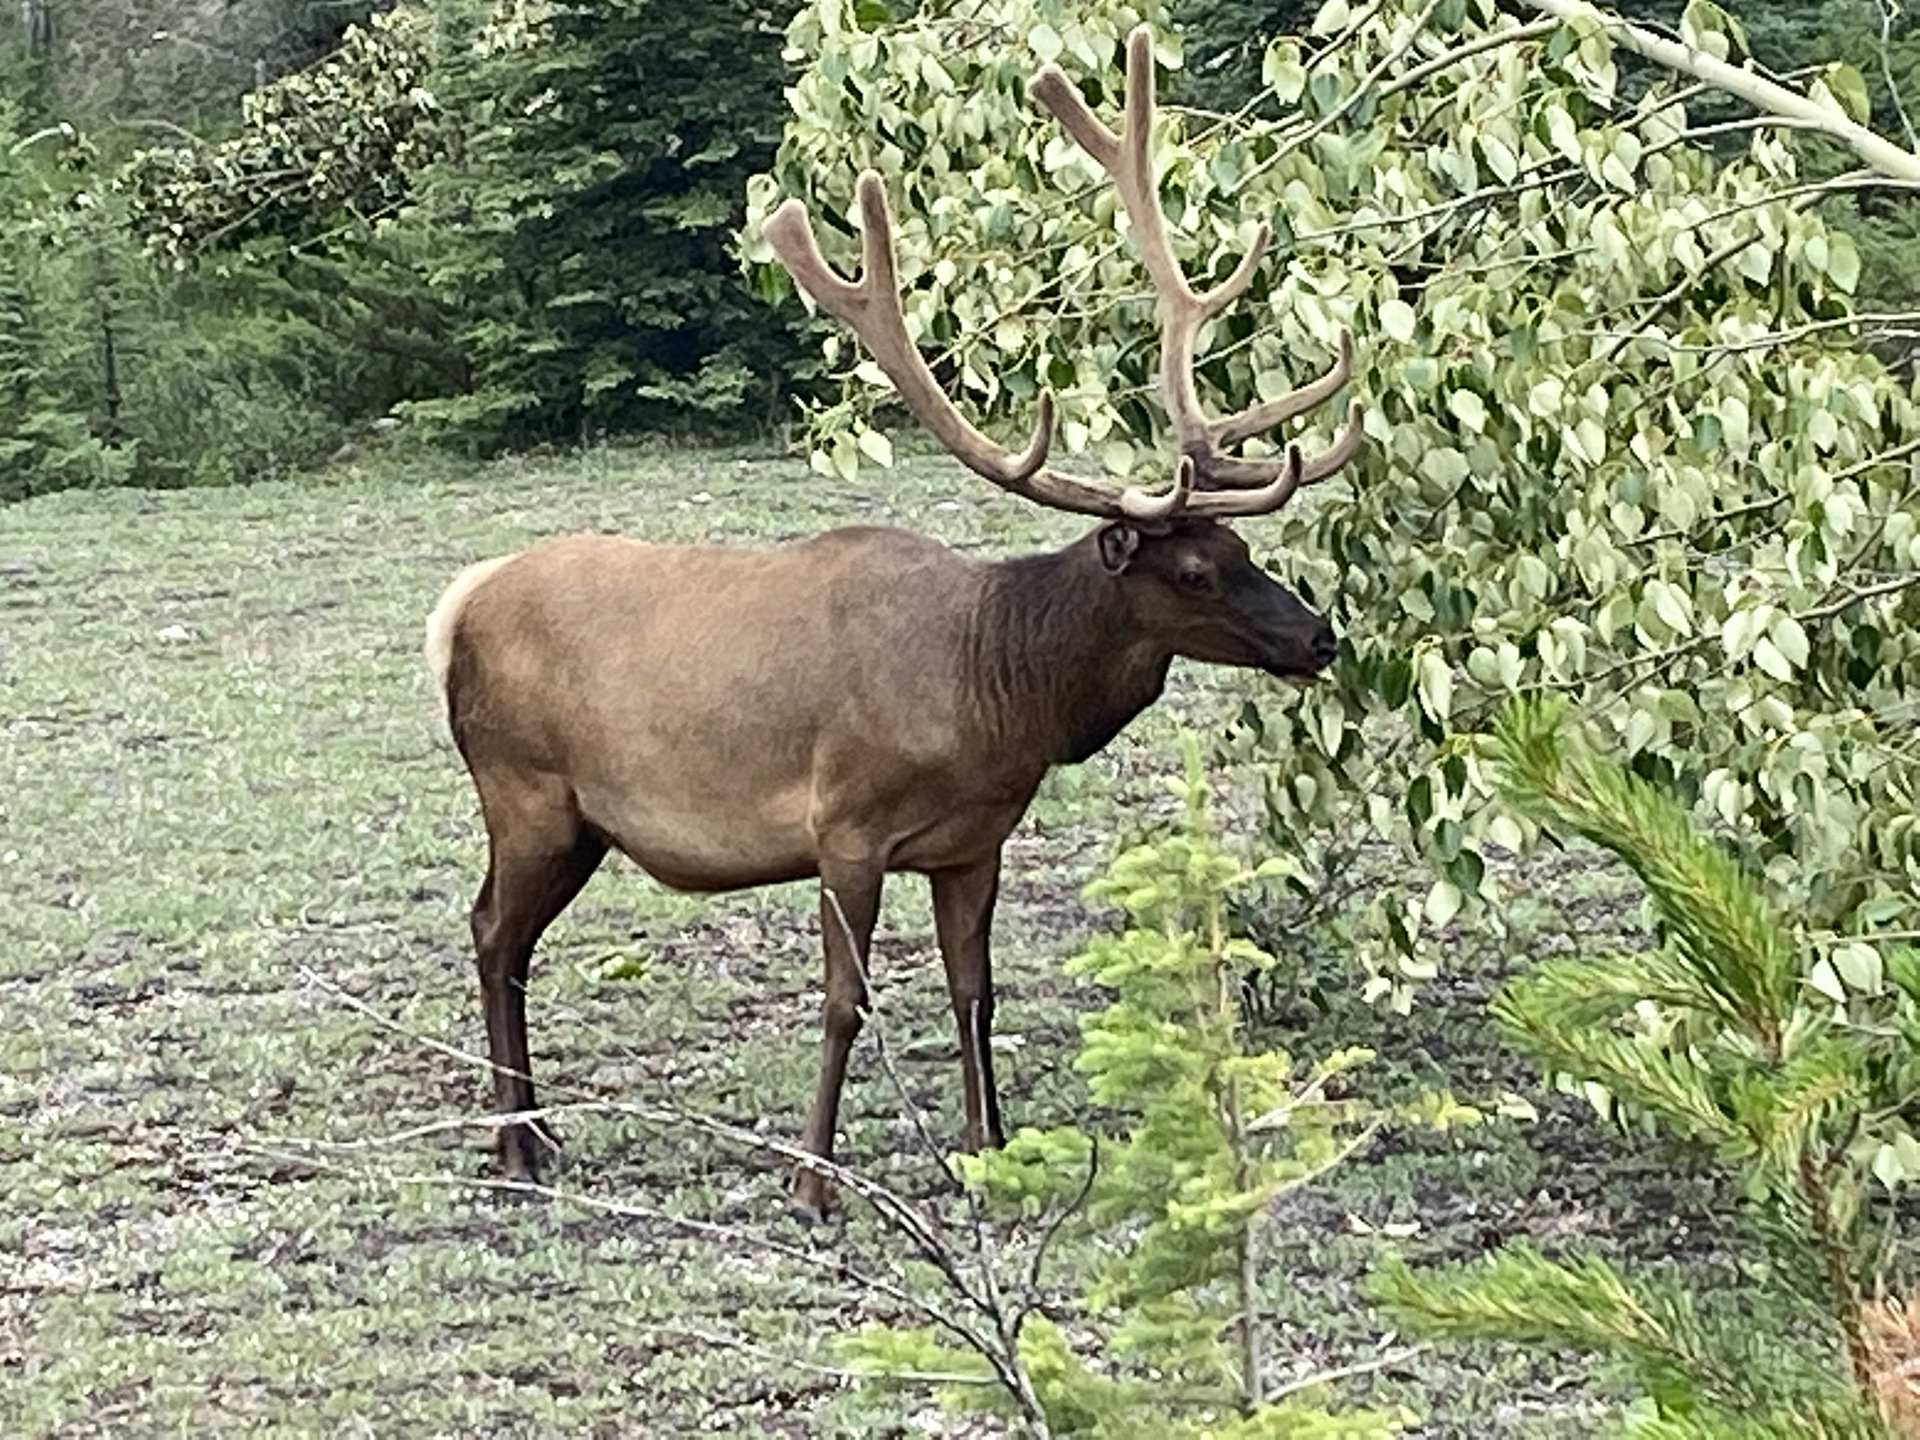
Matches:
[1517,0,1920,182]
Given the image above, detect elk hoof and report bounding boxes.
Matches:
[786,1167,840,1225]
[498,1124,560,1189]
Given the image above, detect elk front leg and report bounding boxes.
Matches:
[932,854,1005,1151]
[793,857,883,1219]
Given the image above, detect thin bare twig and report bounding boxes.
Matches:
[1375,16,1561,103]
[1876,0,1920,153]
[259,1115,1058,1409]
[1025,1138,1100,1303]
[1798,572,1920,625]
[1265,1342,1432,1403]
[251,1138,969,1342]
[296,959,1058,1433]
[296,965,970,1288]
[1583,309,1920,357]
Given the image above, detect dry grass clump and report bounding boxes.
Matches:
[1864,1294,1920,1437]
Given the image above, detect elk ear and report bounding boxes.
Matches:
[1097,522,1143,574]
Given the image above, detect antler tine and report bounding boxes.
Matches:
[765,175,1054,488]
[1173,393,1367,493]
[765,170,1206,521]
[1118,456,1193,522]
[1298,399,1367,483]
[1031,29,1216,466]
[1031,25,1366,504]
[1184,445,1305,519]
[1167,395,1367,514]
[1212,331,1353,451]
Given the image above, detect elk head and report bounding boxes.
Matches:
[1092,516,1338,677]
[763,25,1364,679]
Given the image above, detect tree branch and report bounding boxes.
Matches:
[1517,0,1920,182]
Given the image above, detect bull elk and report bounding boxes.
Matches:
[425,26,1365,1215]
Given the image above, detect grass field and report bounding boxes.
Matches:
[2,443,1761,1436]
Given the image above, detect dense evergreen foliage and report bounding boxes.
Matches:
[2,0,815,494]
[1,0,1916,495]
[0,116,112,495]
[406,0,813,447]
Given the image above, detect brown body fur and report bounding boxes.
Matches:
[431,519,1333,1213]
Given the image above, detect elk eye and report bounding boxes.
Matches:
[1177,568,1210,591]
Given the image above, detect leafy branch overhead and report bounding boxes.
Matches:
[749,0,1920,1032]
[117,9,442,258]
[1519,0,1920,183]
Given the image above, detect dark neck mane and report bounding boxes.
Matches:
[967,543,1172,767]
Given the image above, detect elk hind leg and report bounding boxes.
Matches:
[469,773,606,1184]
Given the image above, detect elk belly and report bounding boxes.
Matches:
[884,797,1035,872]
[575,773,819,893]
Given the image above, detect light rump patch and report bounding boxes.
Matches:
[425,552,516,700]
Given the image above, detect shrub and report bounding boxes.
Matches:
[838,737,1452,1436]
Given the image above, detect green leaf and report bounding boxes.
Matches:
[1479,132,1518,184]
[1825,231,1861,293]
[1679,0,1735,62]
[1263,41,1307,104]
[1872,1140,1906,1189]
[1311,0,1352,37]
[1821,63,1872,126]
[856,427,894,466]
[1830,941,1882,994]
[1807,957,1846,1004]
[1416,648,1454,724]
[1752,637,1794,682]
[1768,614,1809,670]
[1379,297,1417,342]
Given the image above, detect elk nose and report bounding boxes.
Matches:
[1310,624,1339,669]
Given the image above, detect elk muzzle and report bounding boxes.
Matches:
[1256,592,1338,678]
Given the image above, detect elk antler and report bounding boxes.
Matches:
[767,176,1190,521]
[1029,26,1365,508]
[763,25,1363,523]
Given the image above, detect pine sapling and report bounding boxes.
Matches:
[839,736,1454,1436]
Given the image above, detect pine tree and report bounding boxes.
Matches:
[1370,696,1920,1438]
